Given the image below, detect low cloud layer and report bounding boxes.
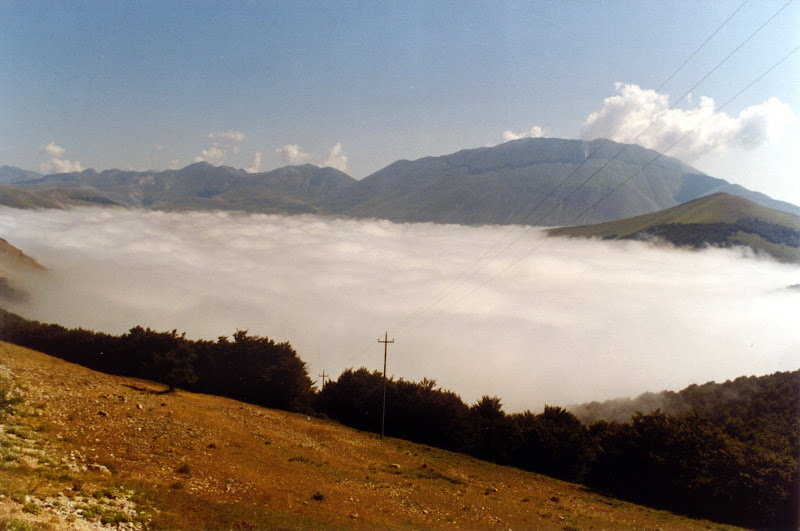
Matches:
[1,207,797,411]
[580,83,796,161]
[39,142,83,173]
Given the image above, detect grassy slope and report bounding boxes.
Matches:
[0,240,46,274]
[0,185,121,210]
[547,192,800,262]
[0,186,67,210]
[0,240,46,303]
[0,342,738,530]
[548,192,800,238]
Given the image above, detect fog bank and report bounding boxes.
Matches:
[1,207,798,412]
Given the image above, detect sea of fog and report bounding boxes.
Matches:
[1,206,798,412]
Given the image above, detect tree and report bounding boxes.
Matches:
[468,396,512,462]
[208,330,313,411]
[509,406,590,481]
[152,338,198,393]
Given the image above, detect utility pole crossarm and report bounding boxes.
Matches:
[378,331,395,439]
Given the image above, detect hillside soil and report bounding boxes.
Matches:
[0,342,740,530]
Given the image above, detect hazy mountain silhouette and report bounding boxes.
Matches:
[3,138,798,225]
[328,138,799,225]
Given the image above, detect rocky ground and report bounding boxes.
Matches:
[0,341,740,530]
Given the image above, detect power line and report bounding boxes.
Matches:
[385,0,754,337]
[451,43,800,307]
[386,0,794,339]
[378,332,395,438]
[328,1,796,374]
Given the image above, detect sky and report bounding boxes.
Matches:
[2,207,798,412]
[1,1,799,204]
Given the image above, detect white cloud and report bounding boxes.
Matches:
[169,159,182,170]
[502,125,546,142]
[209,130,246,143]
[195,145,227,165]
[39,142,83,173]
[196,130,247,166]
[320,142,348,172]
[580,82,797,161]
[274,142,350,171]
[276,144,312,165]
[42,142,66,158]
[246,152,262,173]
[2,207,797,412]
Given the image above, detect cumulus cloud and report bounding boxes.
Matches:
[502,125,547,142]
[321,142,348,172]
[195,145,227,165]
[169,159,182,170]
[246,152,262,173]
[39,142,83,173]
[209,129,246,143]
[195,129,247,166]
[2,207,797,412]
[42,142,66,158]
[580,83,797,161]
[276,144,312,164]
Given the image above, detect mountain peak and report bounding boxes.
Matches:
[183,161,214,170]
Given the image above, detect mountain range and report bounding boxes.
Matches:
[2,137,799,226]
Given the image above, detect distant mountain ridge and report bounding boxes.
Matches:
[327,138,799,225]
[1,138,798,225]
[8,162,356,214]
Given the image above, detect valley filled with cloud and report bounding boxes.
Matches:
[2,206,797,411]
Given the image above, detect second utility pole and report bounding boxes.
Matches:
[378,331,395,439]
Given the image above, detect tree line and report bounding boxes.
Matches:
[0,308,312,411]
[318,367,798,529]
[0,307,796,529]
[634,218,800,250]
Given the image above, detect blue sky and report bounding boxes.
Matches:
[2,1,798,204]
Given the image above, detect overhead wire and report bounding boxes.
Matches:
[333,0,795,371]
[450,43,800,310]
[388,0,788,339]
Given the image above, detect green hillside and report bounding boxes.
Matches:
[548,193,800,263]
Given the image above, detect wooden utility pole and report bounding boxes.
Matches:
[318,371,328,390]
[378,331,395,439]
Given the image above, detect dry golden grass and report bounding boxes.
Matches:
[0,342,741,530]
